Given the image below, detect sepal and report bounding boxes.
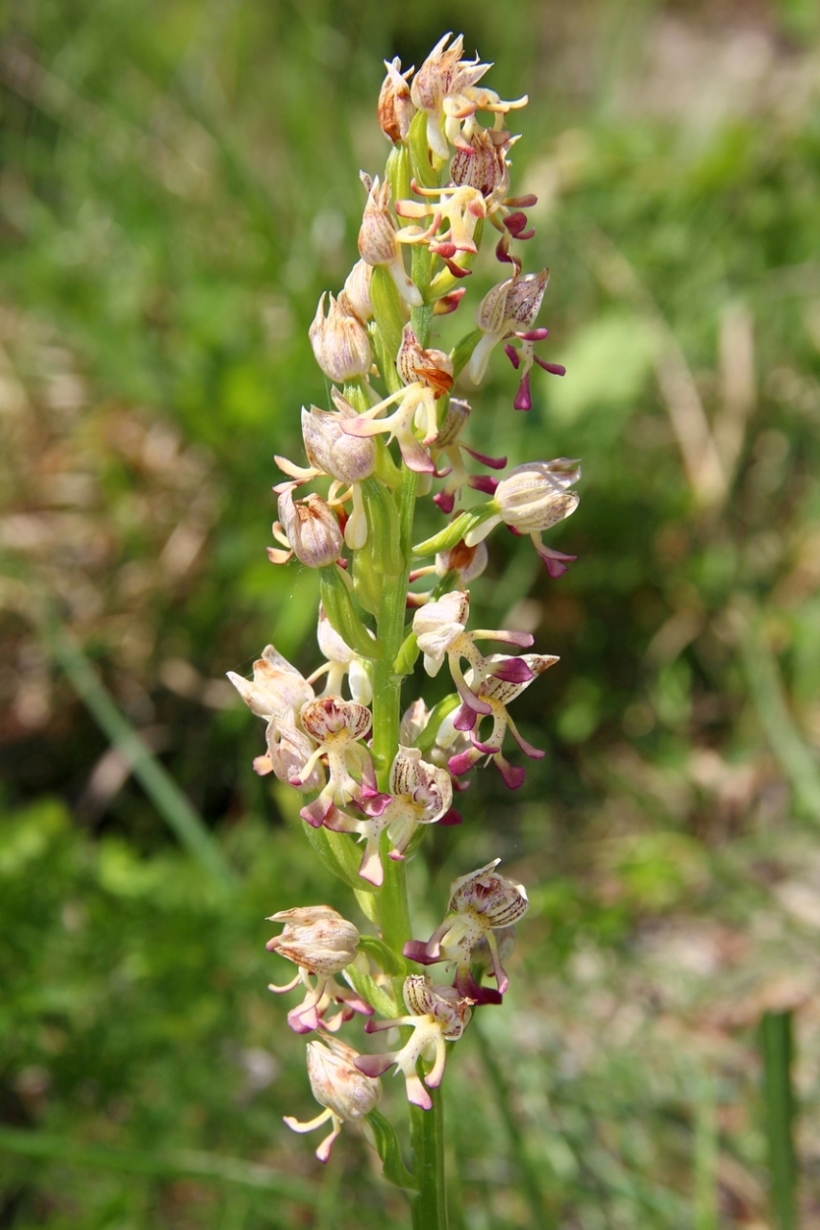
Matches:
[412,507,494,558]
[414,693,461,753]
[370,265,406,367]
[407,108,439,189]
[319,567,381,660]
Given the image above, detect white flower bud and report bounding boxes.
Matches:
[493,460,580,532]
[309,292,372,384]
[306,1037,381,1122]
[227,645,313,721]
[301,404,376,485]
[357,176,422,307]
[337,259,373,324]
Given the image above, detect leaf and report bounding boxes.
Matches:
[344,964,397,1021]
[357,934,409,977]
[366,1110,419,1191]
[301,824,376,894]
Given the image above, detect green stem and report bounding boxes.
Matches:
[410,1091,447,1230]
[371,463,417,957]
[366,456,447,1224]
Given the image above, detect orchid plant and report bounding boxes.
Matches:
[228,33,579,1227]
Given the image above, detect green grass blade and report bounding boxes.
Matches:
[44,618,237,890]
[693,1071,719,1230]
[736,603,820,825]
[760,1010,798,1230]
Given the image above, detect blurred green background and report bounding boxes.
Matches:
[2,0,820,1226]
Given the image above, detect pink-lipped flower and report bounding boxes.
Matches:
[327,745,456,887]
[403,860,529,1004]
[297,696,389,828]
[355,975,472,1109]
[266,905,373,1034]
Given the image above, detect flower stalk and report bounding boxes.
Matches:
[228,32,580,1225]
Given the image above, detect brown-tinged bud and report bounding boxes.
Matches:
[276,486,343,568]
[285,1036,381,1162]
[309,292,372,384]
[306,1037,381,1121]
[378,57,416,143]
[266,905,360,975]
[450,126,511,200]
[396,324,453,396]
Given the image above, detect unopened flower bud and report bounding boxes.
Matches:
[301,403,376,485]
[337,259,373,324]
[309,292,372,384]
[276,486,343,568]
[306,1037,381,1122]
[227,645,314,721]
[358,176,422,307]
[285,1036,381,1162]
[266,906,360,975]
[378,56,416,143]
[492,459,580,532]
